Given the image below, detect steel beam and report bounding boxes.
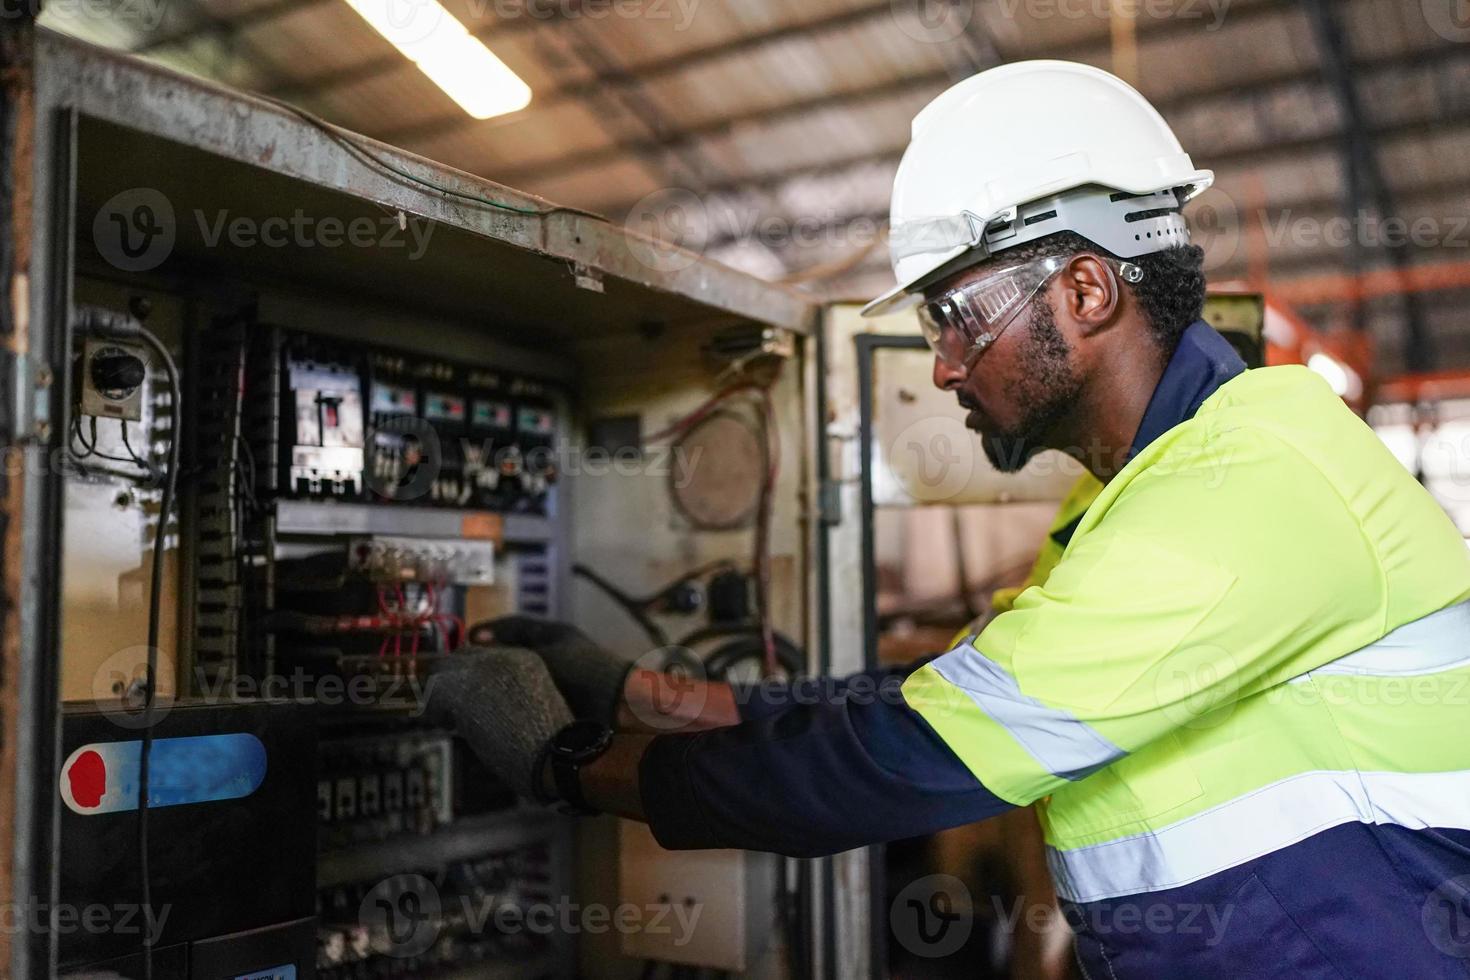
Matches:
[379,0,1290,154]
[263,0,899,104]
[1303,0,1433,369]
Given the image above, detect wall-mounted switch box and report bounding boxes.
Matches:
[79,339,147,421]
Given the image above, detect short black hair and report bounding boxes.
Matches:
[985,230,1206,351]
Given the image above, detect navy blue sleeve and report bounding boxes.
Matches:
[729,655,940,722]
[639,666,1013,857]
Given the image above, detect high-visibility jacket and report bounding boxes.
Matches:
[904,361,1470,975]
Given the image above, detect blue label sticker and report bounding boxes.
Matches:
[235,966,296,980]
[60,733,268,815]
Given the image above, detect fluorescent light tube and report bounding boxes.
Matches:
[343,0,532,119]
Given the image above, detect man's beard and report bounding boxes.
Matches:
[979,299,1083,474]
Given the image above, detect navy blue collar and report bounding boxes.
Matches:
[1127,319,1246,461]
[1049,320,1244,550]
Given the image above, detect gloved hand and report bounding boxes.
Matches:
[425,646,573,802]
[467,616,631,725]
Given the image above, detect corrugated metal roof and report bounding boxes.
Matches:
[34,0,1470,371]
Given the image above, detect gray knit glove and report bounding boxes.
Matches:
[425,647,573,802]
[467,616,631,725]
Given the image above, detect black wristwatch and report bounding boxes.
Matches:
[542,720,613,816]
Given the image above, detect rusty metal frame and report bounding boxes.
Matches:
[2,15,77,980]
[32,30,815,337]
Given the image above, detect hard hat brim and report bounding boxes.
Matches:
[860,280,921,318]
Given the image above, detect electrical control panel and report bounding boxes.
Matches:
[347,535,497,585]
[316,840,563,979]
[276,332,562,515]
[285,344,367,498]
[317,732,454,848]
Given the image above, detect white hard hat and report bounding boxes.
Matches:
[863,60,1213,317]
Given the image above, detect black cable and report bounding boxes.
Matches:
[67,323,183,980]
[135,328,179,980]
[253,94,604,222]
[69,415,154,472]
[571,563,670,649]
[696,630,804,681]
[67,416,95,459]
[118,417,152,471]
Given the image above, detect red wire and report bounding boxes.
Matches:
[753,383,780,677]
[642,381,765,443]
[644,378,783,677]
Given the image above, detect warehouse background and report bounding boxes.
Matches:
[40,0,1470,376]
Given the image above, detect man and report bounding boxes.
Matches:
[434,62,1470,977]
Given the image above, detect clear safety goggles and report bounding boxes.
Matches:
[918,254,1141,369]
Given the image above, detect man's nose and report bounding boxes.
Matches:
[932,355,967,390]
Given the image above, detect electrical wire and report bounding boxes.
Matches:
[69,416,152,472]
[572,563,670,649]
[750,384,781,676]
[132,328,180,980]
[637,378,784,675]
[117,417,153,471]
[254,94,604,222]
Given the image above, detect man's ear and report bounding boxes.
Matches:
[1057,254,1122,336]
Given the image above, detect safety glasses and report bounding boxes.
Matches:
[918,254,1142,369]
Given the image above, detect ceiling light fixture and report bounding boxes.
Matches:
[343,0,532,119]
